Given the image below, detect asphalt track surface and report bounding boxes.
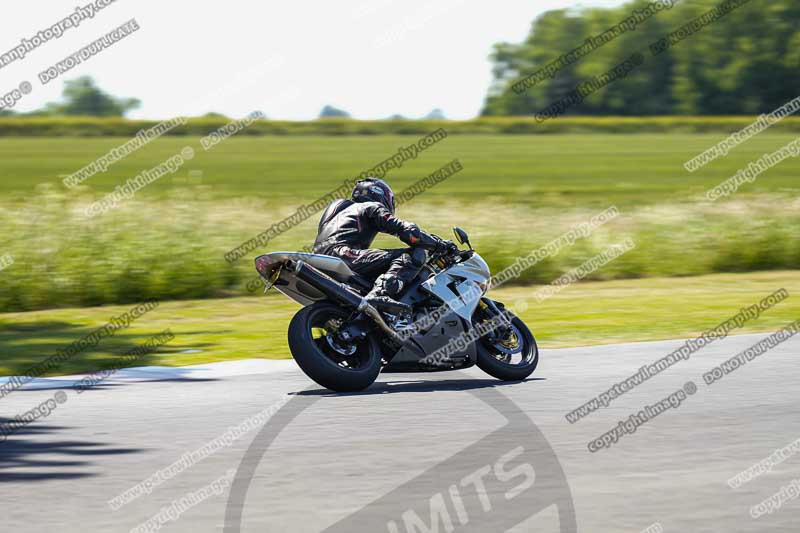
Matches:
[1,333,798,532]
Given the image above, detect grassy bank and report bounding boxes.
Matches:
[1,271,798,377]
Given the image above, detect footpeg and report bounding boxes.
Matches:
[367,296,412,315]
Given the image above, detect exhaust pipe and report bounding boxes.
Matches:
[294,260,363,308]
[292,260,406,344]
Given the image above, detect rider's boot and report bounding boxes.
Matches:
[365,273,411,315]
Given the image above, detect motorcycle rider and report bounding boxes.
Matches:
[313,177,457,313]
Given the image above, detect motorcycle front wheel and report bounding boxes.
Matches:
[288,302,382,392]
[473,302,539,381]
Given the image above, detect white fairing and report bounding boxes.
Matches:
[421,252,491,321]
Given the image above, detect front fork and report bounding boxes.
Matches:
[477,298,514,340]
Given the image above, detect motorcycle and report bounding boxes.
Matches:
[254,227,538,392]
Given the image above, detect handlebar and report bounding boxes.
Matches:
[427,248,473,270]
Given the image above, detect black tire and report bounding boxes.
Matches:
[288,302,382,392]
[475,310,539,381]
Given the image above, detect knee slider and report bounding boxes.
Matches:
[384,277,404,296]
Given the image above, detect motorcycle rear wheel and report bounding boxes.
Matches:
[288,302,382,392]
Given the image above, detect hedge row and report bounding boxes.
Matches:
[2,116,800,136]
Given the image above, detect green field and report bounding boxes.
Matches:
[1,271,797,377]
[2,134,800,205]
[0,133,798,313]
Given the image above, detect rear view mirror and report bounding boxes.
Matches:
[453,227,472,249]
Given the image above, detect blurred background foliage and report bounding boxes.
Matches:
[483,0,800,116]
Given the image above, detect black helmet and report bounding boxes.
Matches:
[352,177,396,214]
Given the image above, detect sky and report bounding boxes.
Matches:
[1,0,625,120]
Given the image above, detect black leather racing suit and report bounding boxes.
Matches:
[312,198,445,296]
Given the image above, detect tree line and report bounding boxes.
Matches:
[482,0,800,116]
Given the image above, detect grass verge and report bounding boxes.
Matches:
[1,270,797,377]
